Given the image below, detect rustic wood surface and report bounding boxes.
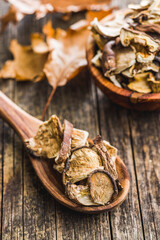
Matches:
[0,0,159,239]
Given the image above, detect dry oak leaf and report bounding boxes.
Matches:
[1,1,53,33]
[0,37,48,81]
[5,0,111,14]
[43,20,89,88]
[1,0,111,32]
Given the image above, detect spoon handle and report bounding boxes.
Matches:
[0,91,41,140]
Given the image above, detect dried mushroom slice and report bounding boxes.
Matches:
[149,0,160,16]
[128,72,152,93]
[147,73,160,92]
[63,146,104,185]
[25,115,63,159]
[134,24,160,35]
[129,0,152,10]
[120,28,159,53]
[102,40,116,74]
[71,128,89,149]
[53,162,65,173]
[92,33,108,51]
[93,135,118,180]
[55,120,73,164]
[107,75,122,88]
[91,9,131,38]
[103,140,117,165]
[88,170,118,205]
[114,46,136,74]
[65,183,98,206]
[102,44,136,76]
[122,62,159,78]
[91,50,102,67]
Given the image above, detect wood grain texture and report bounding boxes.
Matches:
[129,111,160,240]
[0,120,3,238]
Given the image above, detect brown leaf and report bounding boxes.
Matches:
[42,0,111,13]
[6,0,111,13]
[0,38,48,81]
[43,20,89,88]
[1,0,111,32]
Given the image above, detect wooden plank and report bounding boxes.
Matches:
[0,82,24,240]
[14,80,57,240]
[49,70,111,240]
[0,119,3,237]
[0,1,24,238]
[129,110,160,240]
[97,89,144,239]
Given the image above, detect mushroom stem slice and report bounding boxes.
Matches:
[88,170,118,205]
[65,183,98,206]
[102,40,116,74]
[55,120,73,164]
[93,135,118,180]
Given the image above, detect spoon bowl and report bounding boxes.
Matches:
[0,91,130,213]
[86,36,160,111]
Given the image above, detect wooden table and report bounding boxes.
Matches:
[0,0,159,239]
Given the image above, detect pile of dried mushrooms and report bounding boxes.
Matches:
[25,115,121,206]
[91,0,160,93]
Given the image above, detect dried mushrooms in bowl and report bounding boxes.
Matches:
[86,0,160,111]
[25,115,129,211]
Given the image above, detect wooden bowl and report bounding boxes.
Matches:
[86,36,160,111]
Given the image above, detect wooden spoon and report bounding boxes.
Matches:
[0,91,130,213]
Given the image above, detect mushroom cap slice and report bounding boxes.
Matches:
[91,9,131,38]
[147,73,160,92]
[71,128,89,149]
[120,28,159,53]
[91,18,122,38]
[114,46,136,74]
[102,43,136,76]
[122,62,159,78]
[25,115,63,159]
[128,72,152,93]
[129,0,152,10]
[55,119,73,164]
[92,32,108,50]
[65,183,98,206]
[88,170,118,205]
[63,146,104,184]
